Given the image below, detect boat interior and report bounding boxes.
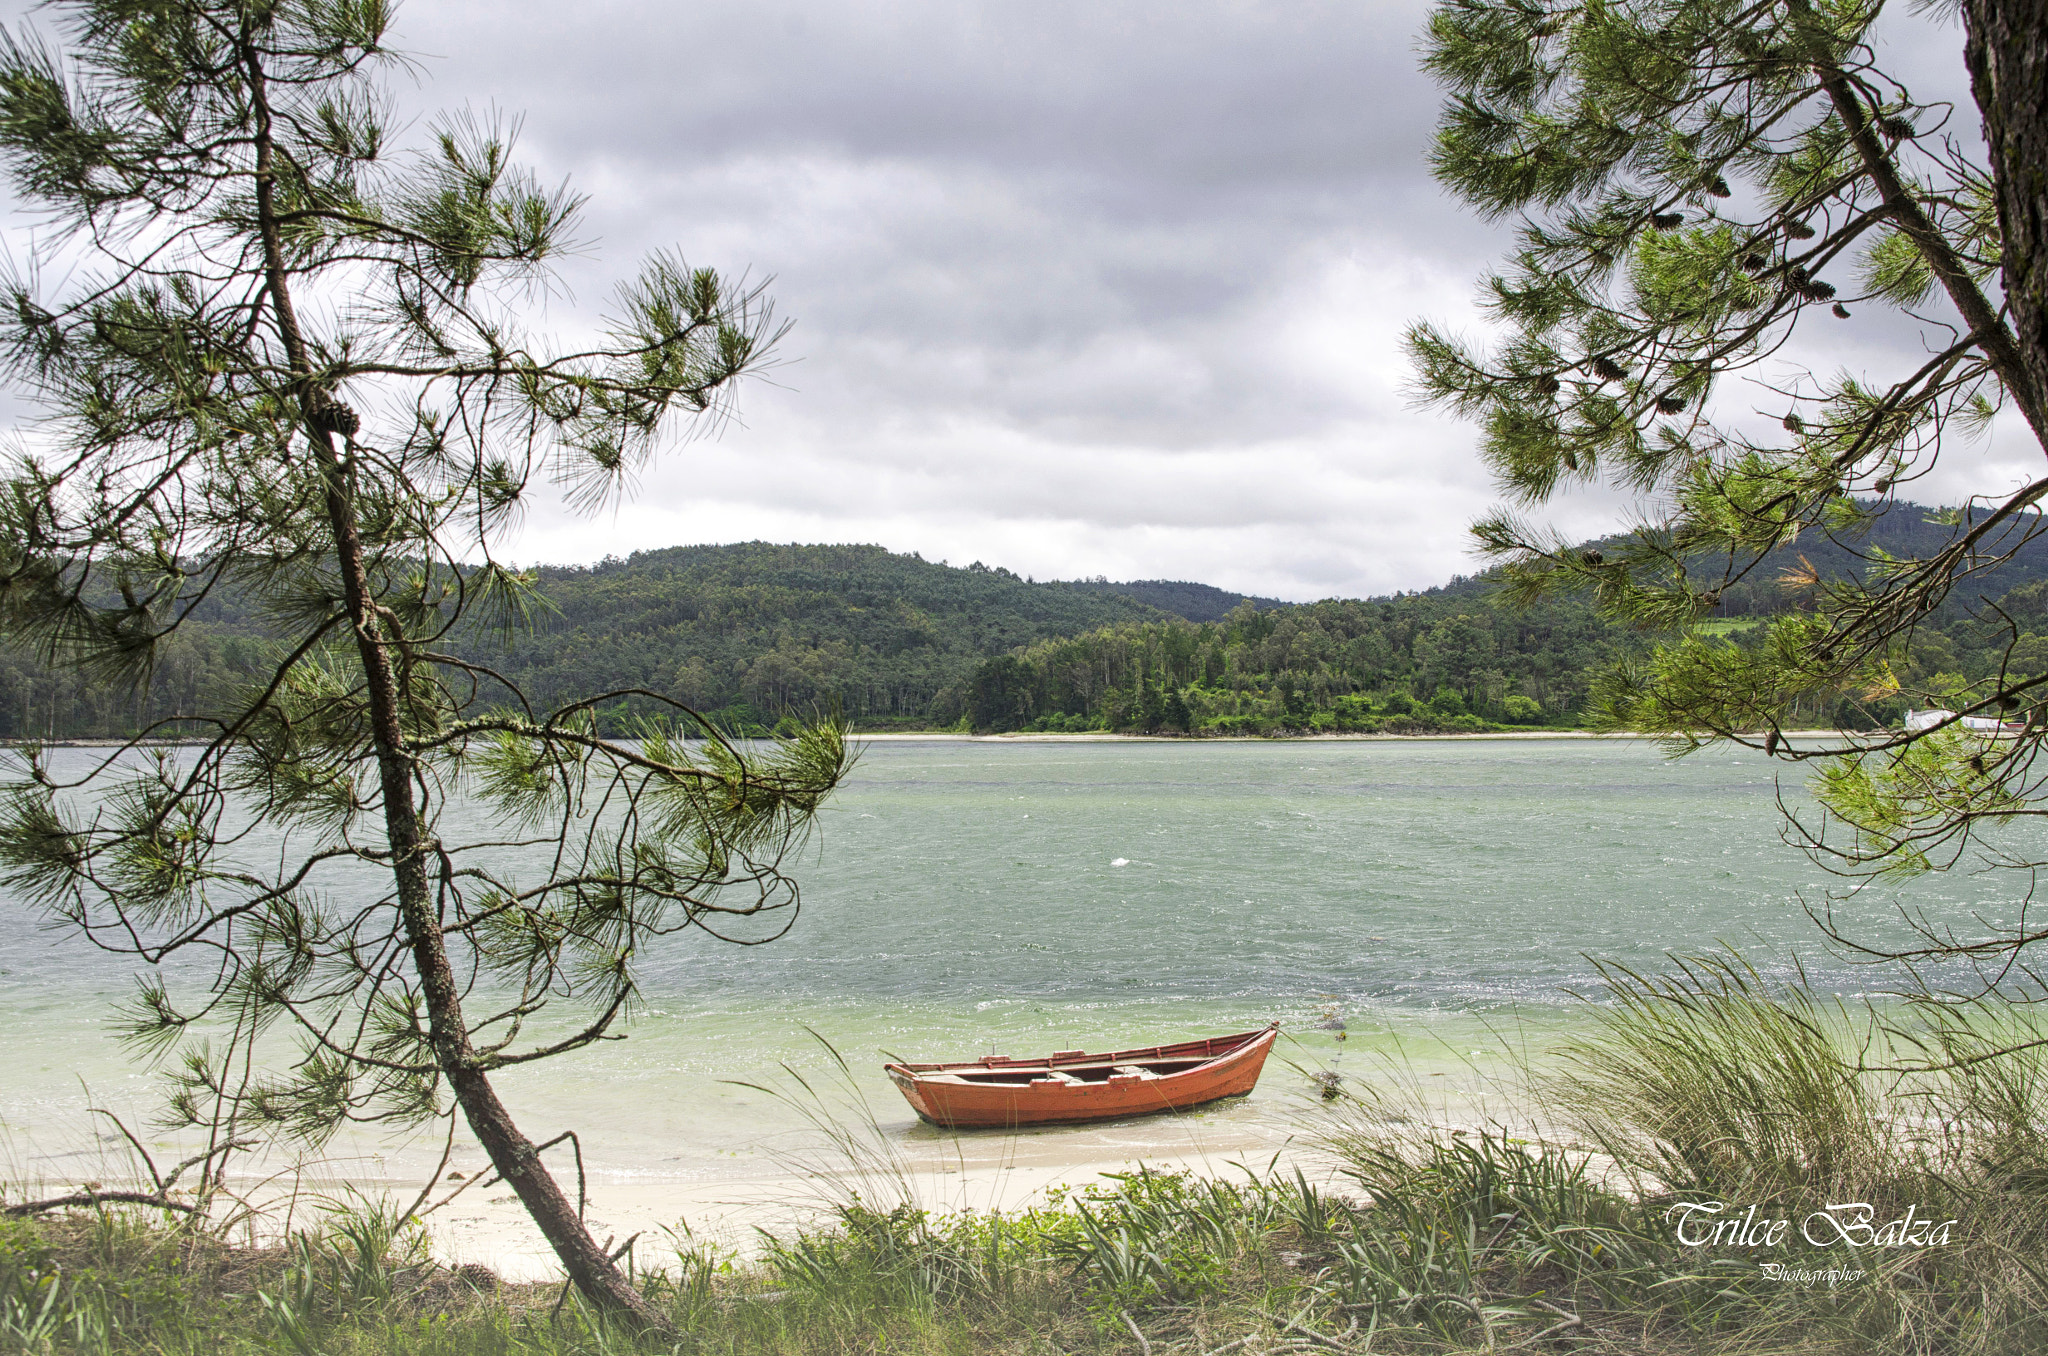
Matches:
[936,1059,1209,1085]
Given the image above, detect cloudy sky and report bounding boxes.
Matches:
[0,1,2034,600]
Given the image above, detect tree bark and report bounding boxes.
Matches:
[237,33,664,1331]
[1965,0,2048,447]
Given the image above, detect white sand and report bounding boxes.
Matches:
[8,1055,1533,1282]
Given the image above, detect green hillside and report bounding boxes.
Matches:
[956,503,2048,735]
[1063,577,1288,622]
[956,592,1624,734]
[8,505,2048,740]
[0,544,1253,739]
[492,543,1180,729]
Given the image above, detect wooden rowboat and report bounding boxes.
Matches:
[884,1024,1279,1129]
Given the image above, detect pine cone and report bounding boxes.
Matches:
[1705,175,1732,198]
[1832,303,1851,318]
[1534,373,1561,395]
[1655,393,1686,414]
[1651,212,1683,230]
[1784,221,1817,241]
[304,390,360,439]
[1591,356,1628,382]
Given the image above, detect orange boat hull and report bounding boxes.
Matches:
[884,1025,1278,1130]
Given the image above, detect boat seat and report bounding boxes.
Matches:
[1031,1070,1084,1085]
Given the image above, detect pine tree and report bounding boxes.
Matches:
[0,2,844,1325]
[1412,0,2048,885]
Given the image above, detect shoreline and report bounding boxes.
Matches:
[848,728,1852,743]
[15,728,1854,749]
[2,1097,1343,1280]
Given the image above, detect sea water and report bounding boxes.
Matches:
[0,736,2016,1196]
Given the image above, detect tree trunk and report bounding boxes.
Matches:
[307,437,665,1329]
[1966,0,2048,444]
[237,37,664,1332]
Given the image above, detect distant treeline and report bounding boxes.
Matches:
[948,504,2048,736]
[951,590,2048,736]
[7,507,2048,740]
[0,544,1205,739]
[952,595,1624,734]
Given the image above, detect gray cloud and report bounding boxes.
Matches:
[0,2,2020,599]
[374,0,1518,598]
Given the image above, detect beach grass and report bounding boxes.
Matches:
[10,962,2048,1353]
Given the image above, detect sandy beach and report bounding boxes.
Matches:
[7,1044,1527,1282]
[409,1109,1327,1280]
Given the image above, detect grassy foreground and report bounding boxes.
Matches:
[8,959,2048,1355]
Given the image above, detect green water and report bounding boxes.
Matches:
[0,737,2016,1184]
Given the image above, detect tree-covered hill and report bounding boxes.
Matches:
[955,503,2048,735]
[0,543,1271,738]
[1419,501,2048,612]
[8,505,2048,740]
[954,591,1625,734]
[1063,577,1289,622]
[1595,501,2048,619]
[493,543,1187,728]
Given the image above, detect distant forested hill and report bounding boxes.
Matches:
[0,543,1269,738]
[491,543,1180,728]
[1587,500,2048,617]
[1062,577,1288,622]
[1419,501,2048,611]
[956,502,2048,735]
[8,505,2048,739]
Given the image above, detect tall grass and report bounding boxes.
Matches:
[1556,952,1899,1203]
[1543,952,2048,1355]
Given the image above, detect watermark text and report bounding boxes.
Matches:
[1664,1200,1957,1249]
